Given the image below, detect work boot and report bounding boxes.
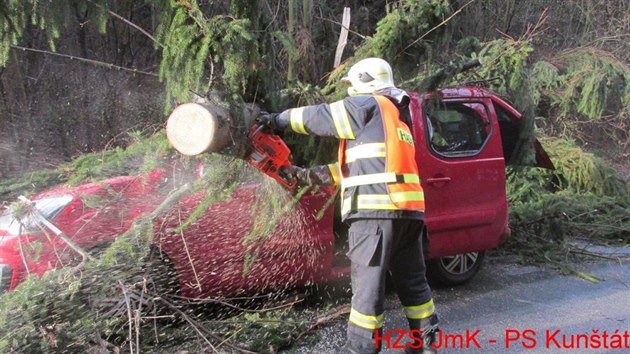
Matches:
[346,324,380,354]
[405,313,440,354]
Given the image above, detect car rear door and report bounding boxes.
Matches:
[409,92,509,258]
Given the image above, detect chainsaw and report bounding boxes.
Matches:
[244,124,297,190]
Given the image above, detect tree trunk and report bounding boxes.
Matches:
[166,101,233,156]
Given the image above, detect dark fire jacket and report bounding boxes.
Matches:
[276,88,425,221]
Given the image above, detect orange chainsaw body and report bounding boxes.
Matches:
[245,125,297,190]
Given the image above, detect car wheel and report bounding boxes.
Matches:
[427,251,484,286]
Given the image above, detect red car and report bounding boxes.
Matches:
[0,87,552,297]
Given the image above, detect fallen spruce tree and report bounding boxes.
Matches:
[502,138,630,275]
[0,149,327,353]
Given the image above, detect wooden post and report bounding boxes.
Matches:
[334,7,351,68]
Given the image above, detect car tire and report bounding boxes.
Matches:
[427,251,484,286]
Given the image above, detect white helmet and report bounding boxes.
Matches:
[342,57,395,96]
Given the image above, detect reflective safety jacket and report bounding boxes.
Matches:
[277,90,425,221]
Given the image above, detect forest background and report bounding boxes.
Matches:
[0,0,629,353]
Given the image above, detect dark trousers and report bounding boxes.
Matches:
[346,218,433,354]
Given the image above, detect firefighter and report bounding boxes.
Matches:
[259,57,439,354]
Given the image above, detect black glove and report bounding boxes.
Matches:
[256,112,281,132]
[281,165,311,187]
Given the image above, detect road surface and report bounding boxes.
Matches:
[288,248,630,353]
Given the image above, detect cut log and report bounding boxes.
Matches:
[166,103,232,155]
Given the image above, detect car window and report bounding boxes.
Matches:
[424,102,491,157]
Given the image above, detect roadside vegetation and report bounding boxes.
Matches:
[1,0,628,352]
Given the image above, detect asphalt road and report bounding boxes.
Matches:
[287,247,630,354]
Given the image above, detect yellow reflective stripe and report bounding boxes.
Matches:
[330,101,355,139]
[349,308,384,330]
[342,193,425,214]
[341,195,397,214]
[389,191,424,203]
[346,143,386,163]
[341,173,420,188]
[328,164,341,185]
[357,195,398,210]
[401,174,420,184]
[290,107,308,135]
[404,300,436,320]
[341,193,424,215]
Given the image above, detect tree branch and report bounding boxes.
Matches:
[106,9,164,48]
[397,0,477,58]
[18,196,95,262]
[119,281,136,354]
[315,15,365,39]
[84,0,164,48]
[9,45,158,77]
[287,304,350,347]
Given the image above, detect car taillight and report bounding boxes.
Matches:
[0,265,13,292]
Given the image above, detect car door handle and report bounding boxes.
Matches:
[426,176,451,184]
